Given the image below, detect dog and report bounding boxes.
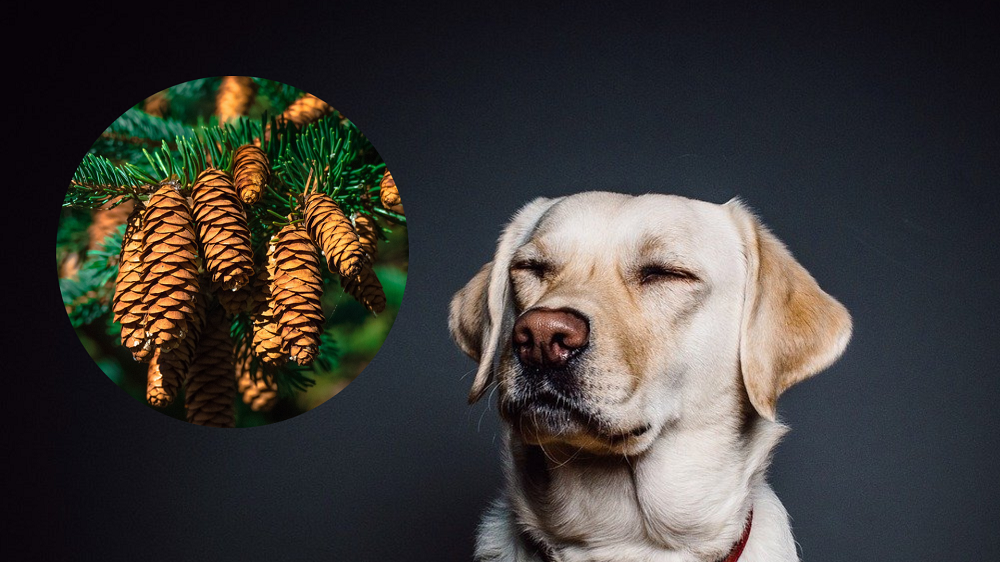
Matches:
[449,192,851,561]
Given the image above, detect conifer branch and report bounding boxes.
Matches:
[60,78,402,425]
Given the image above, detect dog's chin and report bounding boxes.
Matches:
[500,393,657,456]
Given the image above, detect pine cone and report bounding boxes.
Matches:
[379,169,403,212]
[113,205,152,361]
[353,213,379,261]
[304,193,366,278]
[342,266,386,314]
[146,294,207,407]
[270,224,325,365]
[247,267,271,317]
[185,306,237,427]
[191,168,254,291]
[251,260,285,365]
[59,251,81,281]
[280,93,333,127]
[232,145,269,205]
[216,76,255,124]
[140,183,200,354]
[213,280,252,315]
[89,197,134,251]
[252,311,286,366]
[236,355,279,412]
[143,89,170,118]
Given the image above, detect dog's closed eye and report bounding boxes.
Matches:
[511,259,551,279]
[638,264,698,285]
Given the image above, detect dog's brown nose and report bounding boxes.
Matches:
[513,308,590,368]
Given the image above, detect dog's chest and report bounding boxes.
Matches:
[513,436,751,558]
[534,460,649,545]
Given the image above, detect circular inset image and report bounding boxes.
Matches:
[57,77,407,427]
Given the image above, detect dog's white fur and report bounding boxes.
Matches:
[450,192,851,562]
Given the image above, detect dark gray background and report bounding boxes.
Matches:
[11,2,999,561]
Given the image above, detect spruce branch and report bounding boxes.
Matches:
[61,224,123,327]
[372,205,407,224]
[252,78,303,114]
[67,154,148,209]
[103,107,194,146]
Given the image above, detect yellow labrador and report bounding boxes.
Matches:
[450,192,851,562]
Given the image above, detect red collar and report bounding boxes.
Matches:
[720,509,753,562]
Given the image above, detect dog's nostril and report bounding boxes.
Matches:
[513,324,533,346]
[512,308,590,367]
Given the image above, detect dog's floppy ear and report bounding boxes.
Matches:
[728,200,852,421]
[449,197,562,404]
[449,262,492,362]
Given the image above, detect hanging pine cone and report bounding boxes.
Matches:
[304,193,366,278]
[353,212,379,261]
[379,169,402,212]
[185,305,237,427]
[270,223,325,365]
[59,251,81,281]
[89,197,135,251]
[112,205,152,361]
[251,259,285,365]
[247,266,271,317]
[216,76,255,124]
[280,93,333,127]
[140,182,200,354]
[146,294,207,407]
[252,311,286,366]
[236,355,279,412]
[213,280,252,315]
[191,168,254,291]
[143,89,170,118]
[232,144,269,205]
[342,266,386,314]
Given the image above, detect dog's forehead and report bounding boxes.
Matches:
[531,192,737,253]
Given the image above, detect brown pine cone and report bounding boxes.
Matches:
[379,169,403,212]
[185,306,237,427]
[353,213,379,261]
[232,145,269,205]
[89,197,135,251]
[304,193,366,278]
[140,183,200,354]
[146,294,207,407]
[112,205,152,361]
[216,76,255,124]
[247,267,271,317]
[251,257,285,365]
[213,280,252,315]
[143,89,170,118]
[252,311,286,366]
[270,224,325,365]
[236,355,279,412]
[342,266,386,314]
[280,93,333,127]
[191,168,255,291]
[59,251,81,281]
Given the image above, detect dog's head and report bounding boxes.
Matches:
[450,192,851,455]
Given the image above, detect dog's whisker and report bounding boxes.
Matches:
[458,366,478,381]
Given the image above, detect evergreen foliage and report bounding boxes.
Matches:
[58,77,407,426]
